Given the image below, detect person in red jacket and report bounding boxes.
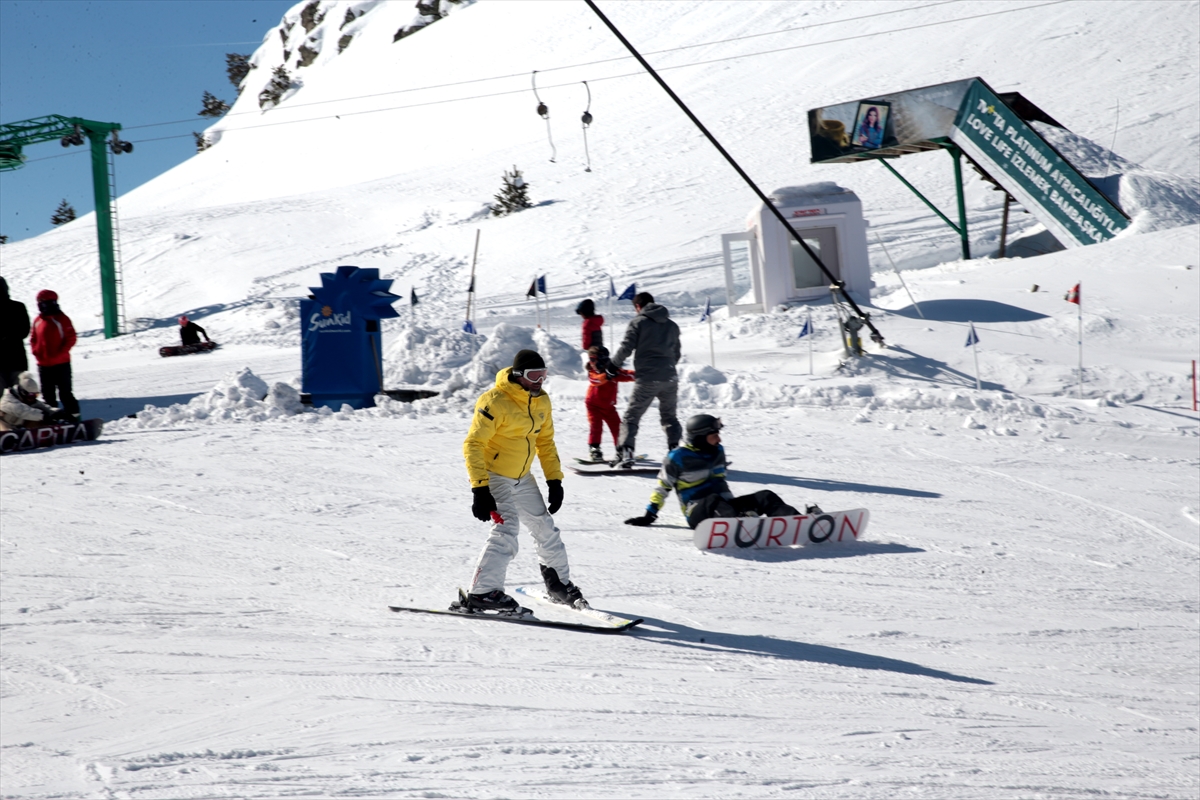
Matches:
[574,299,604,351]
[584,345,634,462]
[29,289,80,420]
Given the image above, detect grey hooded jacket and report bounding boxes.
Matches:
[611,302,681,382]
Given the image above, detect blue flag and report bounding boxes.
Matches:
[965,323,979,347]
[608,276,617,298]
[798,317,812,338]
[536,275,546,295]
[618,282,637,301]
[410,288,419,306]
[699,298,712,323]
[462,320,475,334]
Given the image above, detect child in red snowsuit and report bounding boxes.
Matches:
[575,299,604,350]
[585,345,633,462]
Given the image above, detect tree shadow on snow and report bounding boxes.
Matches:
[888,298,1048,323]
[630,614,992,685]
[729,470,941,499]
[85,393,203,421]
[865,345,1006,392]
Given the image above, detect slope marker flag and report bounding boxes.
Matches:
[410,288,419,306]
[617,282,636,301]
[700,299,715,366]
[800,308,814,375]
[965,321,981,390]
[1066,281,1083,396]
[608,276,617,298]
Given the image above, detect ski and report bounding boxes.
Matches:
[512,586,643,630]
[388,604,642,634]
[693,508,870,552]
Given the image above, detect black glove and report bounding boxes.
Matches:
[47,410,73,424]
[624,511,657,527]
[471,486,497,522]
[604,363,619,379]
[546,479,563,514]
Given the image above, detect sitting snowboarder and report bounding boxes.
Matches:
[0,371,72,431]
[178,316,211,346]
[624,414,821,529]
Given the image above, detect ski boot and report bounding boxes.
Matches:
[614,446,635,469]
[540,565,587,609]
[588,444,604,463]
[454,588,524,615]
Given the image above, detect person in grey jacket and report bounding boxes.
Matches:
[607,291,682,465]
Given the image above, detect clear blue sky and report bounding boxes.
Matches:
[0,0,297,243]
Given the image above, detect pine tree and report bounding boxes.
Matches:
[490,166,533,217]
[193,132,212,153]
[225,53,252,92]
[258,65,294,109]
[51,200,76,226]
[198,91,230,118]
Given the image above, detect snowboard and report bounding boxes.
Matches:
[389,588,642,634]
[0,418,104,455]
[159,341,217,357]
[512,586,643,631]
[571,455,660,475]
[693,508,869,552]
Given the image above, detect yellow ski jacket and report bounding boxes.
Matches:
[464,367,564,487]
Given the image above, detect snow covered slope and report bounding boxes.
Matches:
[1,2,1197,798]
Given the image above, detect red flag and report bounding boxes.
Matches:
[1065,283,1080,305]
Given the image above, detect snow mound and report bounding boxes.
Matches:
[440,322,583,394]
[110,368,308,429]
[1034,122,1200,235]
[383,322,480,387]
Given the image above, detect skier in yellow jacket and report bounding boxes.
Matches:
[457,349,584,613]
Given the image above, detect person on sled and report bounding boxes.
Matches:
[624,414,821,529]
[0,371,72,431]
[178,316,211,346]
[459,349,585,613]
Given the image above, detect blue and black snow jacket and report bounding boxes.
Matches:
[646,443,732,518]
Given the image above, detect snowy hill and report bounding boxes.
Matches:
[1,2,1198,797]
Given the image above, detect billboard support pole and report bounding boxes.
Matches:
[877,157,965,243]
[583,0,885,348]
[948,144,971,260]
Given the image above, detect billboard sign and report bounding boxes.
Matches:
[948,80,1128,247]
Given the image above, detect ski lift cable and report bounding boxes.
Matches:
[24,0,1067,159]
[115,0,1014,135]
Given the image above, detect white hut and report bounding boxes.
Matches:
[721,183,871,315]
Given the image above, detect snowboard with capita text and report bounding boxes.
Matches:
[0,418,104,455]
[693,508,869,552]
[159,341,217,357]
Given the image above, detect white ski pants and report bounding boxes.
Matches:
[469,472,570,595]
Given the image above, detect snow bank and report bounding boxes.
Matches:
[110,368,309,429]
[1034,122,1200,235]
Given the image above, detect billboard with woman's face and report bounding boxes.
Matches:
[808,79,973,162]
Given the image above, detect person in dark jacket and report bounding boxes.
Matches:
[29,289,79,420]
[607,291,682,465]
[574,298,604,351]
[178,316,211,346]
[0,277,31,391]
[623,414,820,529]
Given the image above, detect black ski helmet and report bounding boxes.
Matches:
[686,414,723,440]
[574,298,595,317]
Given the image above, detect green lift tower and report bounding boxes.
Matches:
[1,114,134,338]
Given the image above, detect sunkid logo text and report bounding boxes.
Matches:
[308,310,352,332]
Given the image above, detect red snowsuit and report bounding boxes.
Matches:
[30,312,76,367]
[585,360,634,447]
[581,315,604,351]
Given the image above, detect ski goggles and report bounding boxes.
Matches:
[513,367,548,383]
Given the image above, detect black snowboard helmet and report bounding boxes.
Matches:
[686,414,723,448]
[574,298,595,317]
